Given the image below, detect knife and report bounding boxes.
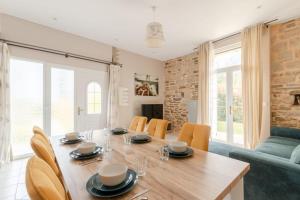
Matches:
[129,189,150,200]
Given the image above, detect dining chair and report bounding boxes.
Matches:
[128,116,148,132]
[26,156,69,200]
[177,123,195,146]
[32,126,52,149]
[177,123,211,151]
[146,118,169,139]
[30,134,60,177]
[33,126,48,141]
[190,124,211,151]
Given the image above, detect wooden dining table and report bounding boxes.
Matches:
[50,129,250,200]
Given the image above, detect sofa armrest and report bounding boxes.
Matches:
[229,148,300,200]
[271,126,300,140]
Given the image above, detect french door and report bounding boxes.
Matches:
[212,48,243,145]
[214,68,243,145]
[10,58,107,158]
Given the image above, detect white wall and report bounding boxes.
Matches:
[118,50,165,127]
[0,13,165,127]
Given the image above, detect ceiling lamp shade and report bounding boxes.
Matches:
[145,6,165,48]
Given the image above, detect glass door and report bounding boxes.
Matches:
[10,59,75,158]
[215,72,227,141]
[10,59,44,157]
[232,70,243,144]
[10,57,107,158]
[212,48,243,145]
[50,67,74,136]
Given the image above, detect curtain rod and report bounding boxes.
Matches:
[193,19,278,51]
[0,38,121,66]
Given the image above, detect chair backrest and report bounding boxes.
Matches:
[178,123,211,151]
[128,116,148,132]
[190,124,211,151]
[146,119,168,139]
[26,156,67,200]
[33,126,50,146]
[177,123,196,146]
[31,134,60,176]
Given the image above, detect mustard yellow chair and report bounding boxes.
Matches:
[31,134,60,177]
[146,119,168,139]
[177,123,211,151]
[26,156,68,200]
[177,123,195,146]
[128,116,147,132]
[33,126,52,149]
[190,124,210,151]
[33,126,48,141]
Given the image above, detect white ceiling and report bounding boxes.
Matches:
[0,0,300,61]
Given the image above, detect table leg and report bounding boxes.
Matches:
[224,178,244,200]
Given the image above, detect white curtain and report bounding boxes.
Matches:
[0,43,12,165]
[107,64,121,129]
[241,24,270,149]
[197,42,214,125]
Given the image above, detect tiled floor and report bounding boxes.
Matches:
[0,159,29,200]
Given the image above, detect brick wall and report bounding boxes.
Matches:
[271,18,300,127]
[164,18,300,131]
[164,53,199,132]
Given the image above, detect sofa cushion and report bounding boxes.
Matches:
[255,136,300,159]
[264,136,300,146]
[290,145,300,164]
[271,127,300,140]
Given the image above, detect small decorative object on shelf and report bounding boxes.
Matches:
[290,90,300,105]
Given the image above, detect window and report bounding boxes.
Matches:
[87,82,101,114]
[211,48,243,145]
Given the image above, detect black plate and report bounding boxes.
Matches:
[131,138,152,144]
[86,170,138,198]
[111,128,128,135]
[60,136,84,144]
[72,146,102,157]
[131,135,151,144]
[167,146,190,155]
[69,149,102,160]
[131,135,150,140]
[168,147,194,158]
[92,169,136,193]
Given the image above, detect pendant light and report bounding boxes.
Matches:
[145,6,165,48]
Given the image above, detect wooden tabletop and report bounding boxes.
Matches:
[50,130,249,200]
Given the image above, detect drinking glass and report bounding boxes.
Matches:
[123,134,132,145]
[103,128,111,136]
[159,146,169,161]
[135,156,147,177]
[104,134,112,152]
[85,129,94,142]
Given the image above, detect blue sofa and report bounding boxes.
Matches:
[229,127,300,200]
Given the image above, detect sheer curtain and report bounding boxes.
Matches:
[197,42,214,126]
[107,64,121,129]
[0,43,12,165]
[241,24,270,149]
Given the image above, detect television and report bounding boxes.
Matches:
[142,104,163,122]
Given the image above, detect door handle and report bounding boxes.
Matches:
[77,107,84,115]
